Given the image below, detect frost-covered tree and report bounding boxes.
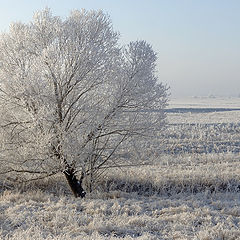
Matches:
[0,9,168,197]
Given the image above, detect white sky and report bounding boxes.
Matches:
[0,0,239,97]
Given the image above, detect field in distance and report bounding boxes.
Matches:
[168,96,240,109]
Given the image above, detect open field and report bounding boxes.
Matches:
[163,97,240,155]
[0,97,240,239]
[168,97,240,109]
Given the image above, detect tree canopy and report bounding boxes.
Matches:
[0,9,168,197]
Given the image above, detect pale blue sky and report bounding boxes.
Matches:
[0,0,239,97]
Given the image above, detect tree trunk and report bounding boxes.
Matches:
[51,143,86,198]
[63,167,86,198]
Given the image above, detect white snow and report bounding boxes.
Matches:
[1,97,239,239]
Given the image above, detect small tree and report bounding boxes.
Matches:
[0,9,168,197]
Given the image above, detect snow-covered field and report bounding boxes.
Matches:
[168,96,240,109]
[163,97,240,155]
[1,185,240,239]
[167,97,240,125]
[1,97,240,240]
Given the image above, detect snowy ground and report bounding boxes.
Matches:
[168,96,240,109]
[162,97,240,155]
[1,97,240,239]
[1,152,240,240]
[1,187,240,240]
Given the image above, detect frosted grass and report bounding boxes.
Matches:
[1,97,239,239]
[1,152,240,239]
[1,188,239,239]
